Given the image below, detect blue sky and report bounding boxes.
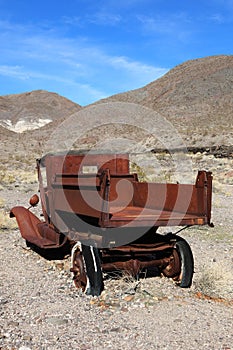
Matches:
[0,0,232,105]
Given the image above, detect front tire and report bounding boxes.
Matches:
[71,241,104,296]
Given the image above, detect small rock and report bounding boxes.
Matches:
[45,316,68,325]
[120,307,128,312]
[0,298,8,305]
[22,335,33,341]
[8,321,20,327]
[123,295,135,302]
[110,327,121,332]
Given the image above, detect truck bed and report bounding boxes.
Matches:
[108,206,208,227]
[39,152,212,231]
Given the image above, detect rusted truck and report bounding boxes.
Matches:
[10,151,213,296]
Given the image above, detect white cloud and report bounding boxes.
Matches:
[0,18,168,104]
[137,12,192,34]
[108,56,168,80]
[209,13,225,23]
[0,65,30,80]
[62,12,122,27]
[0,64,105,102]
[212,0,233,13]
[87,12,122,26]
[61,16,83,26]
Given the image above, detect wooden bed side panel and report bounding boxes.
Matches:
[42,153,129,224]
[108,176,135,207]
[132,182,207,215]
[52,187,103,218]
[44,153,129,185]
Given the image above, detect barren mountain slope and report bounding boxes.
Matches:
[97,55,233,147]
[0,90,82,132]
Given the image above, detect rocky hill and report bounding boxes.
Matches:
[0,90,81,132]
[0,55,232,156]
[98,55,233,147]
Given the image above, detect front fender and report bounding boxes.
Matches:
[10,206,42,241]
[10,206,62,248]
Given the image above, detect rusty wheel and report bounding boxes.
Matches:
[70,241,104,296]
[162,238,194,288]
[70,242,88,292]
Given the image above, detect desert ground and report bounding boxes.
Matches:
[0,150,232,350]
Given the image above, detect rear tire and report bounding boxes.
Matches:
[162,237,194,288]
[174,238,194,287]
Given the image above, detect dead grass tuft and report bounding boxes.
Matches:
[0,209,18,230]
[0,170,16,184]
[0,169,37,185]
[194,262,233,300]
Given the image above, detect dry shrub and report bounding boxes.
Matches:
[0,169,37,185]
[0,210,18,230]
[17,170,37,184]
[195,262,233,300]
[0,170,16,184]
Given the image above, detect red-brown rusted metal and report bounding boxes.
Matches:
[29,194,39,207]
[10,206,67,249]
[162,248,181,279]
[102,257,172,276]
[70,244,88,292]
[10,151,213,294]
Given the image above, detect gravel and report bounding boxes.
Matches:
[0,182,233,350]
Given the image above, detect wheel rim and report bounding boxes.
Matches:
[70,244,88,292]
[162,248,181,281]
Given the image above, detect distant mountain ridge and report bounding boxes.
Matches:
[0,55,232,147]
